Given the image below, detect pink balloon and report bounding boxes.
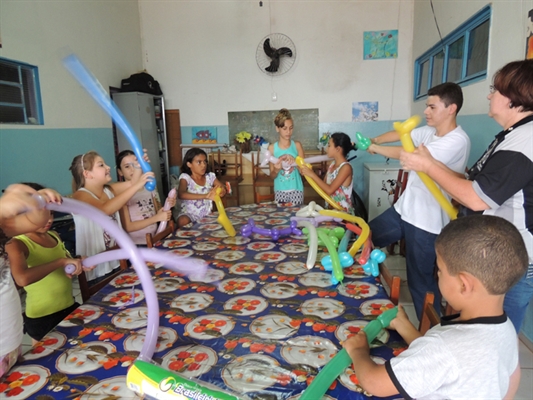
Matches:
[46,197,205,363]
[155,188,177,235]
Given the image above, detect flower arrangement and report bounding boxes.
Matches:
[234,131,252,153]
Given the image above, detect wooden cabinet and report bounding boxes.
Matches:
[165,109,182,167]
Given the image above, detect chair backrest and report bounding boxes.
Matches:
[78,248,129,303]
[146,220,175,248]
[378,262,401,305]
[392,169,408,204]
[210,149,243,181]
[251,152,274,204]
[418,291,441,335]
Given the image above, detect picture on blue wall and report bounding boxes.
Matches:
[352,101,379,122]
[363,30,398,60]
[192,126,218,144]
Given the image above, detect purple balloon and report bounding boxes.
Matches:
[45,198,205,363]
[255,227,272,236]
[64,264,76,274]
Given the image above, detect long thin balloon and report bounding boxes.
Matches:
[46,198,161,361]
[300,306,398,400]
[62,54,155,191]
[297,220,318,269]
[155,188,177,234]
[395,116,457,220]
[319,210,369,256]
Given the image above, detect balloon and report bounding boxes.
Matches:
[321,252,353,270]
[214,188,236,237]
[241,218,301,240]
[64,264,76,275]
[44,198,206,363]
[155,188,177,235]
[338,229,353,254]
[302,155,333,164]
[296,201,324,217]
[344,223,373,265]
[295,157,343,211]
[317,230,343,284]
[300,306,399,400]
[297,221,318,269]
[290,215,342,227]
[355,131,372,151]
[361,249,386,277]
[62,54,155,191]
[319,210,370,257]
[395,115,457,220]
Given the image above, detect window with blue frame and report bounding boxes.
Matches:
[414,5,491,100]
[0,57,43,124]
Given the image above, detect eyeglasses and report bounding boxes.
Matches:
[120,162,141,170]
[489,85,498,94]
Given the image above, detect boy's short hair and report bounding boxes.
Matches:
[435,215,528,295]
[427,82,463,115]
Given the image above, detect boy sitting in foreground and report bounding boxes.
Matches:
[344,214,526,399]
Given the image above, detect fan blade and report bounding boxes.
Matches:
[263,38,276,58]
[276,47,293,57]
[265,57,280,73]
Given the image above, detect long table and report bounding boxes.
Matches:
[0,203,405,400]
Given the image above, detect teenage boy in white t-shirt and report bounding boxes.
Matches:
[367,82,471,318]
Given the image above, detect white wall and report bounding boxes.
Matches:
[411,0,533,116]
[139,0,415,125]
[0,0,143,129]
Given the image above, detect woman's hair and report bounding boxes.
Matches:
[69,150,100,190]
[181,148,208,175]
[330,132,356,157]
[274,108,292,128]
[116,150,135,172]
[20,182,45,191]
[493,59,533,112]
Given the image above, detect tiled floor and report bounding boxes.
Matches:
[21,259,533,398]
[384,250,533,400]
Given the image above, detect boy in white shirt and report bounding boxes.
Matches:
[344,214,525,399]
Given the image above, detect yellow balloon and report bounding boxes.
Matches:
[396,116,457,220]
[214,188,236,237]
[295,156,343,211]
[319,210,369,257]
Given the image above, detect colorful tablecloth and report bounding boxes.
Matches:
[1,203,406,400]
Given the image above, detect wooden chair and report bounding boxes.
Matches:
[251,152,275,204]
[378,262,401,305]
[146,220,175,248]
[418,292,441,335]
[209,149,243,206]
[78,247,129,303]
[387,169,408,256]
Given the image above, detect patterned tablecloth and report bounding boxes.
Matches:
[0,203,406,400]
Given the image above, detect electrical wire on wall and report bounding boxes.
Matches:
[430,0,445,51]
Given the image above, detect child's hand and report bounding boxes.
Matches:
[206,188,218,201]
[214,184,226,197]
[367,143,378,155]
[37,188,62,204]
[136,172,156,188]
[0,184,60,220]
[156,207,172,222]
[389,305,410,331]
[298,165,314,177]
[142,148,150,163]
[167,196,177,208]
[343,331,370,357]
[64,257,84,278]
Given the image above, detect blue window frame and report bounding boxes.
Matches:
[0,57,43,124]
[414,5,491,100]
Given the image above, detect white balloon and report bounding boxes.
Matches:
[297,220,318,270]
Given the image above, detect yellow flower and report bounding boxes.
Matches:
[235,131,252,143]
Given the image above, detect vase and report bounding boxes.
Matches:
[240,140,251,154]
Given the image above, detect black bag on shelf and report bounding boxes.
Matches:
[120,72,162,95]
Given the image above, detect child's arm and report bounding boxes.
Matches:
[504,365,520,400]
[118,205,171,233]
[178,177,211,201]
[73,172,155,216]
[388,305,422,345]
[343,331,399,397]
[268,143,283,178]
[367,130,402,158]
[6,239,86,287]
[295,141,305,159]
[299,163,352,196]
